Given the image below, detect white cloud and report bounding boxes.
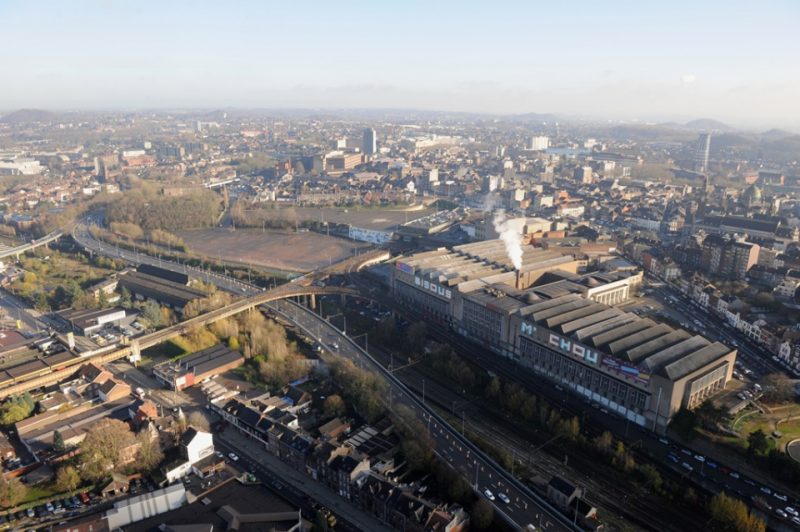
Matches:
[681,74,697,85]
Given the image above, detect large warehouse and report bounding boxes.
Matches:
[392,240,735,432]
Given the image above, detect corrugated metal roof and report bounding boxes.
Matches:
[561,308,624,336]
[519,294,581,317]
[662,343,733,380]
[606,324,672,357]
[533,298,592,323]
[642,336,710,373]
[625,330,691,362]
[589,319,655,348]
[573,313,637,341]
[546,303,606,330]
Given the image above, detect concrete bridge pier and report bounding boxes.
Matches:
[129,339,141,365]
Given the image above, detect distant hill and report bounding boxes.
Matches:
[759,128,795,140]
[0,108,58,124]
[510,112,561,123]
[683,118,735,132]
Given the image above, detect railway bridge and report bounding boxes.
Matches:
[0,284,359,398]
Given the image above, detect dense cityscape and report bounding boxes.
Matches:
[1,2,800,532]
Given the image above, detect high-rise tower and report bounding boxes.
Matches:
[694,133,711,173]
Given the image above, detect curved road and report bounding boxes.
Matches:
[72,216,576,531]
[269,299,577,531]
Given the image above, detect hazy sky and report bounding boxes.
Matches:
[3,0,799,128]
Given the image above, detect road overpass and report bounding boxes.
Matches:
[0,230,64,260]
[0,284,358,398]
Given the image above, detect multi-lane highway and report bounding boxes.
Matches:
[268,298,578,531]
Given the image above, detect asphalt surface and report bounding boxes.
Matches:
[268,299,577,531]
[0,287,45,332]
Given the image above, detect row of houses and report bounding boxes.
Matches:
[679,277,800,376]
[213,396,468,532]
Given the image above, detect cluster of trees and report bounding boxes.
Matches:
[232,154,277,175]
[235,312,307,388]
[0,393,36,426]
[75,419,163,482]
[149,229,188,252]
[322,394,346,419]
[747,429,769,456]
[138,299,172,330]
[106,189,221,231]
[327,359,387,424]
[372,319,427,357]
[419,345,717,517]
[759,373,795,404]
[391,405,495,530]
[428,345,476,391]
[229,201,299,230]
[10,251,120,312]
[669,400,730,440]
[107,222,188,253]
[182,291,233,319]
[708,493,766,532]
[0,224,18,239]
[0,473,27,508]
[109,221,144,240]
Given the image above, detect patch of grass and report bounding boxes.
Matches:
[20,485,55,505]
[141,340,186,361]
[730,402,800,450]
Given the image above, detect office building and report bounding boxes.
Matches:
[363,128,377,155]
[695,133,711,173]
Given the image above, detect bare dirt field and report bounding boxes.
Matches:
[178,228,372,272]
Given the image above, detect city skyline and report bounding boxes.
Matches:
[3,0,799,129]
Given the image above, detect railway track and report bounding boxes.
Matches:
[383,347,703,532]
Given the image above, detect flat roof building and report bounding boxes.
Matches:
[154,344,244,391]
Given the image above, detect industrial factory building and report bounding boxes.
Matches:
[392,239,735,431]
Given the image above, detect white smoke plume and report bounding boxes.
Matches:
[492,209,523,270]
